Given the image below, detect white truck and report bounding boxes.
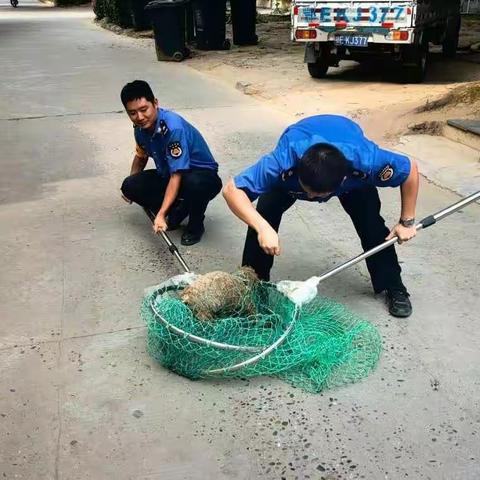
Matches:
[291,1,461,82]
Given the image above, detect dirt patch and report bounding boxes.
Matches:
[415,82,480,113]
[185,14,480,146]
[381,82,480,142]
[407,121,444,136]
[359,83,480,147]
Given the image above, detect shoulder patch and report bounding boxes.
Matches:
[281,168,296,181]
[378,164,394,182]
[168,141,183,159]
[351,169,368,180]
[158,120,169,136]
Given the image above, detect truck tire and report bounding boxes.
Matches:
[442,15,461,58]
[307,59,329,78]
[401,40,428,84]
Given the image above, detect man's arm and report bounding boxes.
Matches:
[400,157,419,220]
[130,154,148,175]
[386,157,419,243]
[223,131,296,256]
[153,172,182,233]
[223,179,281,256]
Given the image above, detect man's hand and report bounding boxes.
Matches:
[386,223,417,244]
[258,225,281,256]
[121,193,132,204]
[153,213,168,233]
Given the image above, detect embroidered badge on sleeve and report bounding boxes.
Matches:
[169,142,183,159]
[378,165,394,182]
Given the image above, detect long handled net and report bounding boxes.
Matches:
[140,192,479,393]
[141,271,382,393]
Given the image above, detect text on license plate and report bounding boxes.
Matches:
[335,35,368,47]
[300,6,405,23]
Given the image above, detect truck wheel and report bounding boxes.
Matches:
[307,55,329,79]
[442,15,461,58]
[402,40,428,84]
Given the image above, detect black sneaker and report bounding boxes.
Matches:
[181,225,205,246]
[386,289,412,318]
[167,201,189,231]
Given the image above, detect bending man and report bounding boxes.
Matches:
[223,115,419,317]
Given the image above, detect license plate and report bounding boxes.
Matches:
[335,35,368,47]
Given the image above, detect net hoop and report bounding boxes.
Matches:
[148,284,300,372]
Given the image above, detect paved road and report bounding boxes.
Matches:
[0,3,479,479]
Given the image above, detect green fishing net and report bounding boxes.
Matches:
[141,272,382,393]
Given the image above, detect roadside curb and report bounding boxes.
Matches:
[94,18,154,39]
[396,135,480,197]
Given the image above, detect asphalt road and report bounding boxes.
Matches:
[0,3,479,479]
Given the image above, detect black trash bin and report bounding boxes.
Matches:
[131,0,151,31]
[145,0,189,61]
[192,0,230,50]
[230,0,258,46]
[185,1,195,44]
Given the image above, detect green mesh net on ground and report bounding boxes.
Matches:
[141,273,382,393]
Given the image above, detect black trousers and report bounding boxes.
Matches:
[242,185,407,294]
[121,169,222,231]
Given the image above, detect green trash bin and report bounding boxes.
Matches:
[145,0,189,62]
[230,0,258,46]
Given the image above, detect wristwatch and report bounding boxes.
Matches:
[400,217,415,227]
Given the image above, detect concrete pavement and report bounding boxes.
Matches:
[0,3,479,479]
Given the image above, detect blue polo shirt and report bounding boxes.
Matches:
[134,108,218,177]
[234,115,411,202]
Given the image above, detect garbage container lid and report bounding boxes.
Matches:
[145,0,188,9]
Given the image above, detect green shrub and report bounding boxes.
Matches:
[104,0,133,27]
[93,0,133,27]
[93,0,106,19]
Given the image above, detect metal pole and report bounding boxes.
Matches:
[143,208,191,273]
[158,230,191,273]
[316,191,480,285]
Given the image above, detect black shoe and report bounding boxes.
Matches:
[386,289,412,318]
[181,225,205,246]
[167,201,189,231]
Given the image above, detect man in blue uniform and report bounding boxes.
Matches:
[223,115,419,317]
[120,80,222,245]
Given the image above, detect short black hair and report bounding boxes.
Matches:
[297,143,349,193]
[120,80,155,108]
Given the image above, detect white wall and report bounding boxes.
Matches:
[256,0,292,12]
[462,0,480,13]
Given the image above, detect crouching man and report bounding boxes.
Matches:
[120,80,222,246]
